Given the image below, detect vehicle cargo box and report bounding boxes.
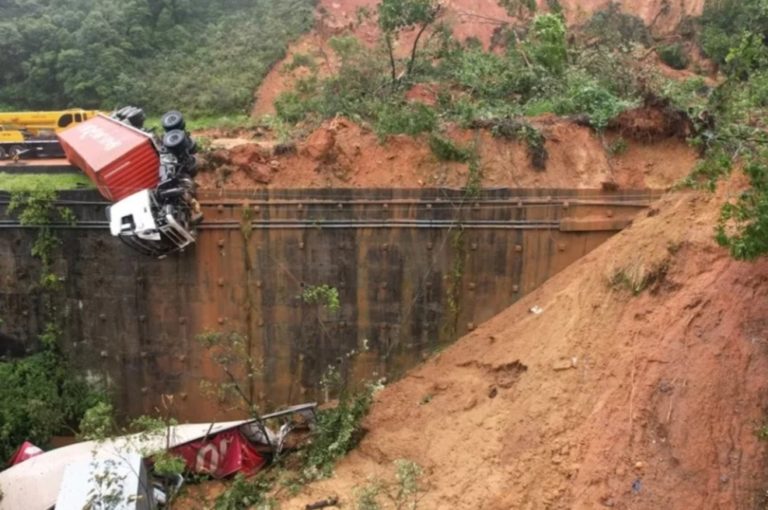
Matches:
[57,115,159,201]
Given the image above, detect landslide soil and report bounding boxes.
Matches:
[252,0,705,117]
[278,174,768,509]
[196,114,698,190]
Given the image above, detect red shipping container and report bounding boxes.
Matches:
[58,114,159,202]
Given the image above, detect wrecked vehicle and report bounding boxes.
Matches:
[0,404,316,510]
[57,107,201,258]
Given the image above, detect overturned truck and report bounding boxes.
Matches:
[58,107,202,258]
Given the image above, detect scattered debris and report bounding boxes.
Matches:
[529,305,544,315]
[305,496,340,509]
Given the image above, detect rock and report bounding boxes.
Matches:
[463,396,478,411]
[249,163,273,184]
[303,128,336,162]
[269,159,281,172]
[634,461,645,471]
[553,358,576,371]
[229,143,264,168]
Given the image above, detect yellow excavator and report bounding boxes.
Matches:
[0,109,102,159]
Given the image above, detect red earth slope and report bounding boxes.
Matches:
[281,175,768,509]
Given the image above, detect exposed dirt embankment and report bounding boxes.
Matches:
[196,114,697,190]
[253,0,706,117]
[280,175,768,509]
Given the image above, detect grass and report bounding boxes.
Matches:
[144,114,257,132]
[0,172,93,192]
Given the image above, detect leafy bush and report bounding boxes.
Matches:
[429,135,473,162]
[525,14,568,75]
[0,352,105,460]
[374,103,437,138]
[582,4,651,49]
[716,157,768,260]
[552,71,636,130]
[303,383,377,478]
[658,44,689,70]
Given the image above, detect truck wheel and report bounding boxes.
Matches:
[161,111,185,131]
[0,147,6,160]
[9,146,24,159]
[163,130,187,153]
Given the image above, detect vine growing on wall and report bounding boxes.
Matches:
[0,188,104,460]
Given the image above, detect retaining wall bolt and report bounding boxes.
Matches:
[469,282,476,290]
[606,210,614,218]
[382,243,389,250]
[138,315,146,322]
[517,201,524,208]
[471,242,478,250]
[180,393,188,400]
[217,317,225,325]
[136,276,144,283]
[338,203,343,209]
[140,351,148,359]
[141,387,148,394]
[473,202,480,210]
[218,239,226,248]
[513,285,520,293]
[256,281,263,288]
[468,322,476,331]
[382,282,388,289]
[558,243,566,252]
[217,204,224,214]
[179,354,187,362]
[99,313,106,321]
[258,319,265,327]
[426,203,432,210]
[299,241,305,249]
[253,206,261,214]
[515,245,523,252]
[100,350,108,358]
[178,317,186,325]
[427,242,433,250]
[297,203,304,210]
[217,277,225,287]
[383,203,389,209]
[563,201,570,209]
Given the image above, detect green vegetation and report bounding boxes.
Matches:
[355,459,424,510]
[273,8,644,169]
[658,43,689,70]
[0,0,315,115]
[301,284,342,314]
[0,172,93,192]
[1,188,105,461]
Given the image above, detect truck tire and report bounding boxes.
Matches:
[161,111,185,132]
[0,147,6,160]
[163,130,187,154]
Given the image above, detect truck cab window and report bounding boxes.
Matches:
[58,114,73,128]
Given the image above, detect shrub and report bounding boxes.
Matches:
[525,14,568,75]
[374,102,437,138]
[429,135,473,162]
[658,43,689,70]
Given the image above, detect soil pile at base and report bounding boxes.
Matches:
[282,176,768,509]
[196,115,697,190]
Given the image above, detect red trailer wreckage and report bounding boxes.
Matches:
[0,404,316,510]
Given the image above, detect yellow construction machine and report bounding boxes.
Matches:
[0,109,102,159]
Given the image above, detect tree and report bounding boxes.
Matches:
[377,0,441,87]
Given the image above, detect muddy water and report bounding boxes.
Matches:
[0,188,657,420]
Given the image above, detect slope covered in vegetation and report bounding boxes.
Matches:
[0,0,316,114]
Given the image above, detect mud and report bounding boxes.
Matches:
[281,176,768,509]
